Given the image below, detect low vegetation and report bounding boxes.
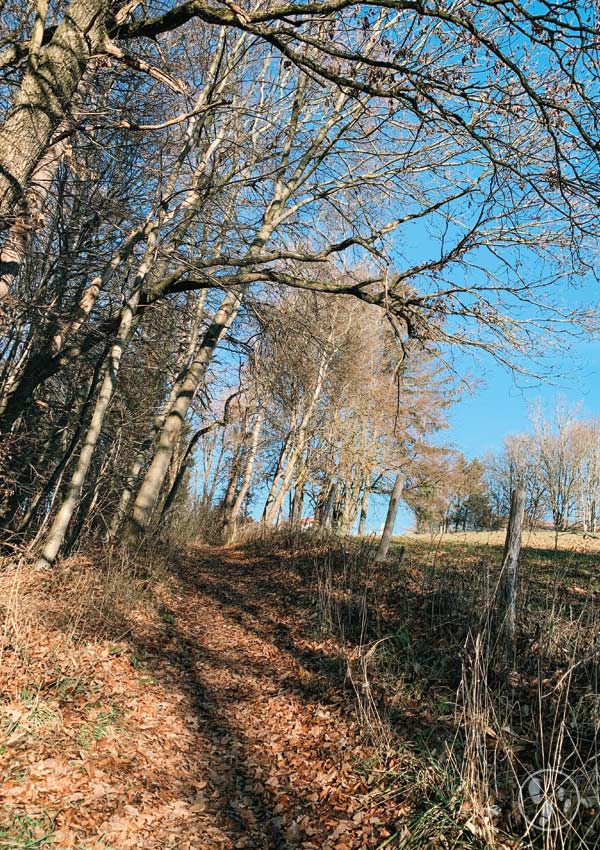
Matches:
[2,529,599,848]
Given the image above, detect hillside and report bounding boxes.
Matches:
[2,532,600,848]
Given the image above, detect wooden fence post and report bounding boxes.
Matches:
[374,473,403,563]
[499,487,525,655]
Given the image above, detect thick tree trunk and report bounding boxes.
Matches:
[320,480,338,530]
[0,0,109,226]
[374,473,403,563]
[0,134,69,299]
[290,482,304,525]
[126,289,242,543]
[35,291,139,567]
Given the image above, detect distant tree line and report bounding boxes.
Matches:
[486,402,600,536]
[412,401,600,538]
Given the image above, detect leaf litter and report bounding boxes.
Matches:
[0,547,409,849]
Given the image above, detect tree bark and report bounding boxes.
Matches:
[0,312,121,429]
[262,432,294,522]
[374,473,403,563]
[0,133,69,299]
[263,343,332,525]
[106,291,207,537]
[290,482,304,525]
[16,346,107,533]
[0,0,109,226]
[358,481,370,535]
[161,422,222,521]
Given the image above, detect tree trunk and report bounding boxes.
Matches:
[35,291,139,567]
[339,473,362,534]
[17,347,107,533]
[261,432,294,521]
[0,133,69,299]
[220,450,242,524]
[126,289,243,543]
[0,310,124,430]
[320,480,338,531]
[0,0,109,226]
[205,435,226,507]
[358,482,370,535]
[264,345,331,525]
[107,291,208,537]
[290,482,304,526]
[374,474,403,563]
[223,409,264,540]
[161,422,221,521]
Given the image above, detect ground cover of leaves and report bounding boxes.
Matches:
[0,546,418,850]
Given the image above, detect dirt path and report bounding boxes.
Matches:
[1,546,398,850]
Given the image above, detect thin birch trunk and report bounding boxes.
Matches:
[161,422,221,520]
[206,435,226,507]
[220,452,242,524]
[262,432,294,521]
[225,408,264,536]
[126,288,243,542]
[35,291,139,567]
[107,291,207,537]
[264,345,332,525]
[17,348,107,533]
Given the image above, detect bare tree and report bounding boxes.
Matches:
[3,2,600,559]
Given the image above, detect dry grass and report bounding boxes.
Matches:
[305,529,600,848]
[405,528,600,555]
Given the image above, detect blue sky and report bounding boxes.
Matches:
[448,342,600,461]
